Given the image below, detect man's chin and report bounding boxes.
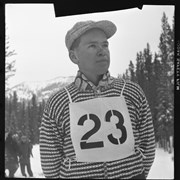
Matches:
[96,68,109,76]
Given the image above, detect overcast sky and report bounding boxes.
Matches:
[5,4,174,87]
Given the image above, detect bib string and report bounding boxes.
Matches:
[136,147,146,159]
[64,79,126,101]
[120,79,126,96]
[63,156,77,170]
[64,87,72,103]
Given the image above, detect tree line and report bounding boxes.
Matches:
[5,92,45,145]
[5,12,174,149]
[119,12,174,150]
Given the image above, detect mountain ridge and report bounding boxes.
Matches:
[6,76,75,102]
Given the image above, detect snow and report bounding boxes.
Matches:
[13,145,44,178]
[147,148,174,179]
[13,145,174,179]
[6,76,75,102]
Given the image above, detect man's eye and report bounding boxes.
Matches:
[103,44,109,48]
[89,44,96,48]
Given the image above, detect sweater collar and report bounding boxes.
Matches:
[74,70,114,91]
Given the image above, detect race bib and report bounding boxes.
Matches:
[69,96,135,162]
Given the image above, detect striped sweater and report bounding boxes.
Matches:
[40,73,155,179]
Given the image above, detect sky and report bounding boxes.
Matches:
[5,4,174,88]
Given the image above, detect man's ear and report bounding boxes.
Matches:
[69,50,79,65]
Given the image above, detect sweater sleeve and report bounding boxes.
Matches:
[39,102,64,178]
[138,90,156,178]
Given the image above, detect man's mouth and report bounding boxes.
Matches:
[96,59,108,63]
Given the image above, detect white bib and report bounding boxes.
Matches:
[65,83,135,162]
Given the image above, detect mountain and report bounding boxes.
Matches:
[6,76,75,102]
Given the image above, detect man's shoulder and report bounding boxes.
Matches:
[46,82,75,106]
[113,77,139,86]
[125,79,142,90]
[112,78,143,93]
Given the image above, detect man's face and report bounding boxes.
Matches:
[21,136,27,142]
[74,28,110,76]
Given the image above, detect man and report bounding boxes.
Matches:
[19,135,33,177]
[40,20,155,179]
[5,131,21,178]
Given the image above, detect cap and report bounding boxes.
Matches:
[65,20,117,51]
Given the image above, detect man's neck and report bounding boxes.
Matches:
[81,71,103,86]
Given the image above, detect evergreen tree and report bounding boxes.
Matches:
[36,100,45,143]
[5,96,12,132]
[136,51,146,89]
[23,101,31,139]
[6,91,19,133]
[152,53,162,142]
[29,94,39,144]
[143,43,153,108]
[5,34,16,90]
[144,43,153,82]
[18,100,26,130]
[124,69,131,80]
[12,91,18,113]
[166,14,174,137]
[167,14,174,79]
[128,60,136,82]
[156,12,174,149]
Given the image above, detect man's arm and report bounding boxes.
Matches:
[40,108,63,178]
[28,143,33,158]
[138,92,156,178]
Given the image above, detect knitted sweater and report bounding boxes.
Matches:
[40,72,155,179]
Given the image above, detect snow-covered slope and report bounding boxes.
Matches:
[11,145,174,179]
[6,76,75,102]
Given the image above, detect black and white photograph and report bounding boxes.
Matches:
[5,4,174,179]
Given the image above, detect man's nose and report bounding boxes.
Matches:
[97,46,106,56]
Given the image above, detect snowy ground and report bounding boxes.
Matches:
[11,144,174,179]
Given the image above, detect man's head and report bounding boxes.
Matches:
[12,133,19,142]
[65,20,117,51]
[21,135,28,143]
[65,20,117,78]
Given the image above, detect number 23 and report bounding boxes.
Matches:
[77,110,127,149]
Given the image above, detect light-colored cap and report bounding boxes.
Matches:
[65,20,117,51]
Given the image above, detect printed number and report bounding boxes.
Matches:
[77,110,127,149]
[78,114,104,149]
[105,110,127,144]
